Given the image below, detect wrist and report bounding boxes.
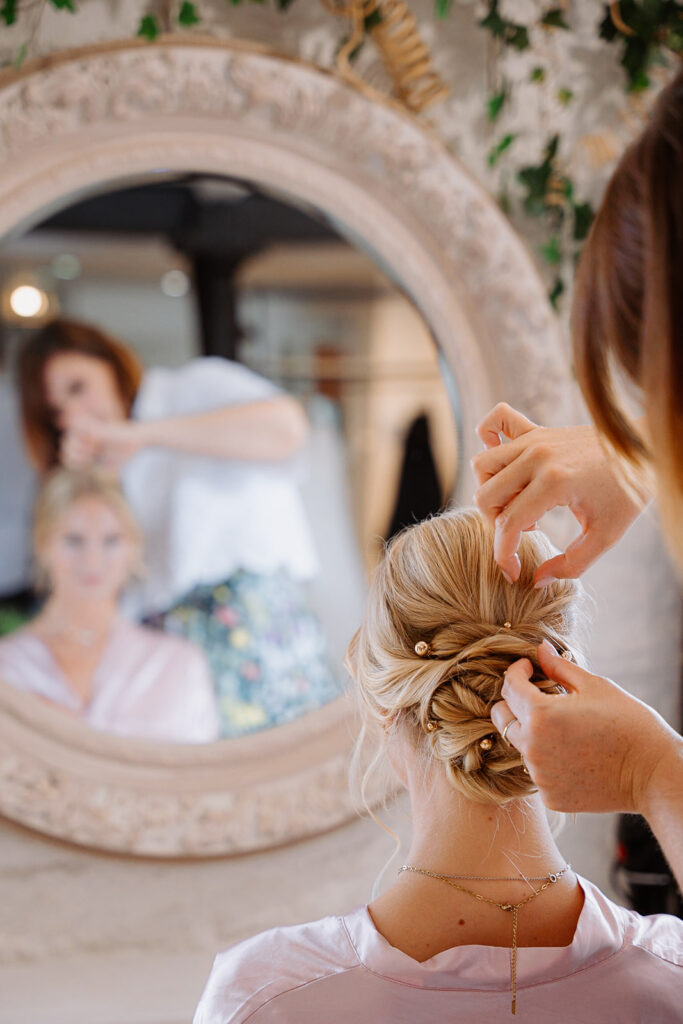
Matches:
[131,418,161,449]
[634,726,683,821]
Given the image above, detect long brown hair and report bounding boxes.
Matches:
[18,318,143,472]
[572,66,683,567]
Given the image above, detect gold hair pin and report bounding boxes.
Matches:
[479,736,494,751]
[414,640,431,657]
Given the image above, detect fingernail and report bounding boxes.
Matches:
[502,570,513,584]
[539,639,557,656]
[534,576,558,589]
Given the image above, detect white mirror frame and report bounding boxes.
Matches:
[0,37,573,857]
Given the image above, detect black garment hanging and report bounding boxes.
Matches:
[386,412,443,540]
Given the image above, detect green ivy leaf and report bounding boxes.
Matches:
[479,1,506,38]
[434,0,453,17]
[49,0,76,9]
[0,0,17,25]
[364,8,382,30]
[137,14,160,40]
[507,25,529,50]
[13,42,26,67]
[545,134,559,161]
[487,87,507,121]
[498,189,512,215]
[541,8,569,29]
[549,276,564,309]
[178,1,200,26]
[487,133,516,167]
[479,0,528,48]
[628,66,650,91]
[598,7,618,41]
[557,87,574,105]
[275,0,298,7]
[540,235,562,264]
[573,201,594,241]
[530,66,545,83]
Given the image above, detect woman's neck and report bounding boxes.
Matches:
[405,783,565,879]
[367,768,582,962]
[36,595,119,641]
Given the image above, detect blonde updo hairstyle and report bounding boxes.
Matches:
[33,467,144,591]
[346,509,587,806]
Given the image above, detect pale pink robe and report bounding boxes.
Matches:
[0,617,219,743]
[193,877,682,1022]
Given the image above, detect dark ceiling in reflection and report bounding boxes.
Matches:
[37,177,338,257]
[35,176,342,360]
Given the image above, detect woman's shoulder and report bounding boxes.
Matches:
[193,913,359,1024]
[0,626,46,667]
[117,620,209,668]
[581,875,683,966]
[134,357,278,419]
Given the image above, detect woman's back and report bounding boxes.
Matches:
[193,509,683,1021]
[194,878,682,1023]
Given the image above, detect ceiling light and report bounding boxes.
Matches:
[161,269,190,298]
[52,253,81,280]
[9,284,49,319]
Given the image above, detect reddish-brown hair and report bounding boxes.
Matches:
[572,66,683,567]
[18,318,143,473]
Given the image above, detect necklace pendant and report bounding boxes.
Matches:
[500,903,513,911]
[548,873,557,883]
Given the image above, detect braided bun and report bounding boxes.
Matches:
[346,508,586,805]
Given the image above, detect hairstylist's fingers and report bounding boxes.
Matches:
[493,477,557,581]
[536,639,589,693]
[500,657,546,720]
[475,454,539,522]
[490,700,523,750]
[476,403,537,449]
[471,439,524,487]
[533,525,619,587]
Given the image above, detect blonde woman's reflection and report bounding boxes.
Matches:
[18,318,339,738]
[0,469,220,743]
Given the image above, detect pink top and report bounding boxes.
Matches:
[193,877,682,1022]
[0,617,220,743]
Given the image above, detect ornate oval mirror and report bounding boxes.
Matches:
[0,38,572,856]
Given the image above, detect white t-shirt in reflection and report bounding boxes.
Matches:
[0,617,219,743]
[121,357,318,619]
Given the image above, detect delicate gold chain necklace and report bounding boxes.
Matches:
[398,863,570,1015]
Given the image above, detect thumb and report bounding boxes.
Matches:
[533,527,609,586]
[537,639,587,693]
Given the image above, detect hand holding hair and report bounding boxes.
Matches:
[472,403,651,585]
[491,640,683,889]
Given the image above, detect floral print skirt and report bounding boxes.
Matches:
[144,569,342,739]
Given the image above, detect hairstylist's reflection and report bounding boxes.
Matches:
[18,319,339,738]
[0,469,219,742]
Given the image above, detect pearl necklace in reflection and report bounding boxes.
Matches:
[40,620,110,648]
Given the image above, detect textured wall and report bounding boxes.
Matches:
[0,5,680,1024]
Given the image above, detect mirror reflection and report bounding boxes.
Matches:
[0,174,459,743]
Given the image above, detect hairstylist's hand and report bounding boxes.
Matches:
[491,640,681,816]
[61,414,145,471]
[472,404,651,585]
